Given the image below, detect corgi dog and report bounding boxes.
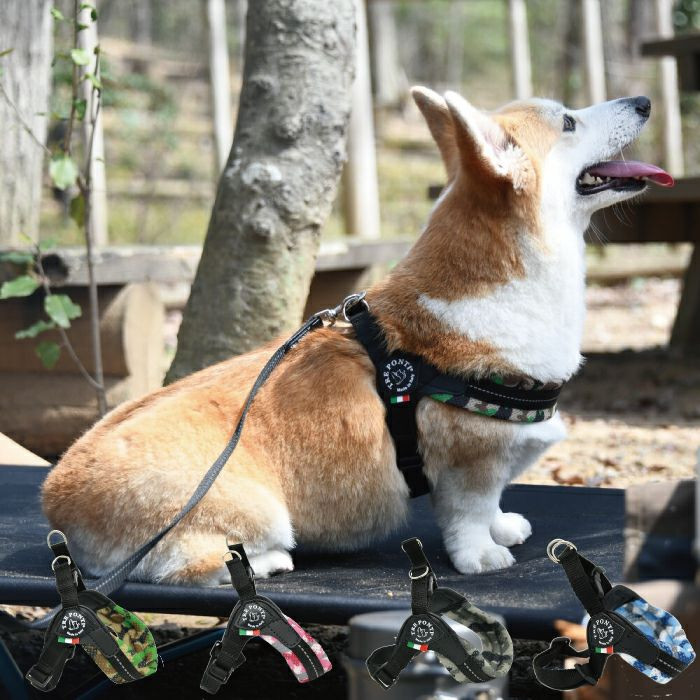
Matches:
[42,87,672,583]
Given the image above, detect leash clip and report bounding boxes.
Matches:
[312,292,369,327]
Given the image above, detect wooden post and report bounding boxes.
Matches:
[582,0,606,103]
[367,0,405,107]
[508,0,533,99]
[343,0,381,239]
[204,0,234,175]
[655,0,684,176]
[671,245,700,353]
[78,4,108,247]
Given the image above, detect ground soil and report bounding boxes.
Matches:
[519,277,699,488]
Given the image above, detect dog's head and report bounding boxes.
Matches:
[412,87,673,232]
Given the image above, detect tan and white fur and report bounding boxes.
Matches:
[43,88,654,583]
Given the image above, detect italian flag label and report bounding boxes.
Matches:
[390,395,410,404]
[406,641,428,652]
[239,629,262,636]
[58,636,80,645]
[595,646,614,654]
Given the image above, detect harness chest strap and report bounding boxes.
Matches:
[533,541,690,691]
[366,538,513,689]
[346,303,562,498]
[200,542,331,695]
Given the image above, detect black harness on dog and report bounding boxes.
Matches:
[200,542,331,694]
[366,538,513,689]
[347,301,562,497]
[533,539,693,690]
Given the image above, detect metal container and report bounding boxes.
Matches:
[343,609,508,700]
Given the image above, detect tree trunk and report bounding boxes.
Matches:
[165,0,356,384]
[0,0,53,246]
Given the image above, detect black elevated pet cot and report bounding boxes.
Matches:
[0,464,625,698]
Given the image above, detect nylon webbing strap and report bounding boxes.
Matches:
[401,538,435,614]
[348,308,430,497]
[22,315,325,630]
[26,642,75,692]
[558,546,610,616]
[225,542,256,601]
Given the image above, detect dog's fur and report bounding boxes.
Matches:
[43,88,653,583]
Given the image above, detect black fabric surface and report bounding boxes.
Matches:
[0,466,625,639]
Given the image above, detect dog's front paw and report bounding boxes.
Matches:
[449,537,516,574]
[248,549,294,578]
[490,511,532,547]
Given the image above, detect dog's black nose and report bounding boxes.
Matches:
[634,96,651,118]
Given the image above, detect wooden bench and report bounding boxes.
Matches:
[589,177,700,350]
[0,239,411,456]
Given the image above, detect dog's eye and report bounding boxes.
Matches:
[563,114,576,132]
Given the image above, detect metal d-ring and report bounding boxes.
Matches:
[547,539,576,563]
[225,532,243,549]
[46,529,67,548]
[222,550,242,564]
[409,565,430,580]
[51,555,71,571]
[341,291,368,322]
[312,291,369,328]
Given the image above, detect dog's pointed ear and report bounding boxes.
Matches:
[411,86,459,180]
[443,91,531,190]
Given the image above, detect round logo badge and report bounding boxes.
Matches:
[60,610,87,637]
[382,358,416,394]
[591,615,615,645]
[410,619,435,644]
[241,603,266,629]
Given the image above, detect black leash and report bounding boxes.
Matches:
[13,302,346,631]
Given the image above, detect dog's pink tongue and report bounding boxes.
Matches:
[587,160,674,187]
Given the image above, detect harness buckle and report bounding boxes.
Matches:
[26,666,54,690]
[373,665,397,689]
[205,641,235,685]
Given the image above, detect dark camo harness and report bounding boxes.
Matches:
[366,538,513,689]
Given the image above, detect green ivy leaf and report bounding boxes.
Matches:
[15,320,56,339]
[49,155,78,190]
[0,250,33,265]
[0,275,39,299]
[83,72,102,90]
[74,97,87,120]
[50,7,65,21]
[70,48,91,66]
[0,48,14,58]
[45,294,82,328]
[69,193,85,228]
[36,340,61,369]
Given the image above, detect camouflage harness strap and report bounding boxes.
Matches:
[347,303,563,498]
[366,538,513,689]
[200,542,331,695]
[25,531,158,692]
[533,539,694,691]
